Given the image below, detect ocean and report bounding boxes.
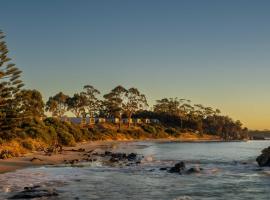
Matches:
[1,140,270,200]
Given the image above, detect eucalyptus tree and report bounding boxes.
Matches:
[153,98,171,113]
[103,85,127,128]
[154,98,179,115]
[123,87,148,127]
[67,93,88,118]
[83,85,101,118]
[154,97,191,128]
[46,92,69,118]
[0,30,24,138]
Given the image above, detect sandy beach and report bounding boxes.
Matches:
[0,136,224,174]
[0,140,118,174]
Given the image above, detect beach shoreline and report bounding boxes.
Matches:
[0,137,244,174]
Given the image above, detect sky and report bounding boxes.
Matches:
[1,0,270,130]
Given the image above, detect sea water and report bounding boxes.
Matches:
[0,141,270,200]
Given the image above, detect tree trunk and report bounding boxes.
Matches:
[118,115,121,130]
[128,113,132,128]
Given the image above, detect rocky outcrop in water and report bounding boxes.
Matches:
[186,166,202,174]
[169,161,186,174]
[8,185,58,199]
[63,150,143,167]
[256,146,270,167]
[106,152,142,164]
[163,161,203,175]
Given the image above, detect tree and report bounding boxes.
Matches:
[103,85,127,128]
[67,93,87,118]
[46,92,69,118]
[16,89,44,119]
[154,98,191,128]
[123,87,148,127]
[0,30,24,138]
[83,85,101,118]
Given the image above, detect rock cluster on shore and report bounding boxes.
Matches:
[62,149,143,167]
[8,186,58,199]
[256,146,270,167]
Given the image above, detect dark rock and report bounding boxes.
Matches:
[67,159,79,165]
[256,146,270,167]
[30,157,43,162]
[136,161,141,164]
[68,148,85,152]
[88,149,95,153]
[78,148,85,152]
[127,153,137,161]
[105,151,112,156]
[159,167,168,171]
[8,185,58,199]
[111,153,127,160]
[253,168,264,171]
[169,161,186,174]
[109,157,119,162]
[186,166,202,174]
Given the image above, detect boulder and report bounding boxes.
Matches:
[111,153,127,160]
[257,146,270,167]
[127,153,137,161]
[30,157,43,162]
[186,166,202,174]
[105,151,112,156]
[8,185,58,199]
[169,161,186,174]
[159,167,168,171]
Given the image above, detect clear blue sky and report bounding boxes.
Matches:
[1,0,270,129]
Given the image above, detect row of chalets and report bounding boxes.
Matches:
[61,117,160,126]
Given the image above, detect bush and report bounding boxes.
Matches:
[44,118,89,144]
[21,140,34,150]
[165,127,177,135]
[125,129,144,139]
[142,125,157,134]
[0,150,15,159]
[57,131,76,146]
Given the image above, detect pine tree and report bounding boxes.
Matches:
[0,30,24,139]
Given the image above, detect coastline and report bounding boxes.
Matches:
[0,135,248,174]
[0,140,112,174]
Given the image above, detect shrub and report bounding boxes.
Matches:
[21,140,34,150]
[165,127,177,135]
[57,131,76,146]
[142,125,157,134]
[0,150,15,159]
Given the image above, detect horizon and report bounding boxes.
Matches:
[1,0,270,130]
